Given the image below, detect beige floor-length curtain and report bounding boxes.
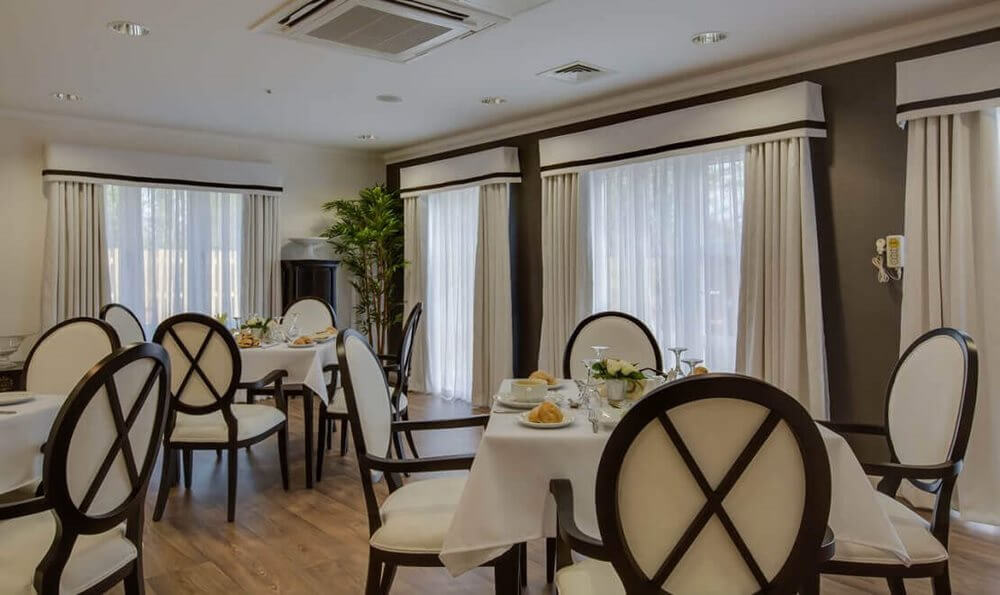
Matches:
[471,183,513,407]
[41,181,109,328]
[736,137,829,418]
[404,195,429,393]
[537,173,587,375]
[900,109,1000,522]
[241,194,282,317]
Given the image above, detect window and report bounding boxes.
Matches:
[583,146,745,371]
[104,184,243,334]
[423,186,479,399]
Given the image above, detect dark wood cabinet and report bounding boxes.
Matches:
[281,259,340,313]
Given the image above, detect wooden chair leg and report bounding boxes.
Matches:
[171,449,181,487]
[546,537,556,583]
[327,418,334,451]
[340,418,349,456]
[888,577,907,595]
[315,415,327,482]
[226,447,238,522]
[216,449,222,460]
[378,563,397,595]
[800,572,820,595]
[494,548,518,595]
[123,558,144,595]
[182,449,193,489]
[365,551,383,595]
[152,446,174,521]
[932,568,951,595]
[278,427,290,491]
[519,542,527,588]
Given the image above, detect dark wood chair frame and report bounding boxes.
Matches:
[249,296,338,488]
[0,343,170,595]
[315,303,424,481]
[151,313,289,523]
[551,374,834,594]
[561,310,664,379]
[336,329,522,595]
[818,327,978,595]
[100,302,147,342]
[18,317,122,391]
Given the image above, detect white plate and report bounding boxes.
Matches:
[311,334,335,343]
[0,392,34,407]
[518,411,575,429]
[288,341,317,349]
[495,393,544,409]
[547,381,571,391]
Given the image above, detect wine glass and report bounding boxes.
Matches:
[232,316,242,335]
[0,336,24,369]
[591,345,610,361]
[682,357,704,376]
[668,347,687,379]
[285,313,300,341]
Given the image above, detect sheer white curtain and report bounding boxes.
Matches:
[900,108,1000,521]
[424,186,479,400]
[241,194,282,318]
[104,185,243,335]
[583,147,745,371]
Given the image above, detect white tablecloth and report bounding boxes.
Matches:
[439,379,908,575]
[0,393,63,494]
[239,341,337,404]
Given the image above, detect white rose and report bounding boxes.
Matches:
[621,362,638,376]
[605,359,622,375]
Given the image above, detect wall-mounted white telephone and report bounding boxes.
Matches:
[873,235,904,283]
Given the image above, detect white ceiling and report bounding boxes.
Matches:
[0,0,992,152]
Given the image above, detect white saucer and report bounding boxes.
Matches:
[0,392,34,407]
[288,342,316,349]
[547,381,571,391]
[495,393,543,409]
[311,335,335,343]
[518,411,575,429]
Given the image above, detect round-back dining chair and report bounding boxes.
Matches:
[819,327,978,594]
[284,297,338,336]
[562,311,662,381]
[552,374,832,595]
[20,317,121,396]
[100,303,146,345]
[0,342,170,595]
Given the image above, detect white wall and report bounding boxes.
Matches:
[0,110,383,354]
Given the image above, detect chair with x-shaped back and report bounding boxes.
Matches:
[0,342,170,594]
[551,374,832,594]
[152,313,289,523]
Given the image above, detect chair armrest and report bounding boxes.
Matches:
[238,369,288,391]
[0,496,50,521]
[366,453,476,473]
[862,460,962,480]
[550,479,607,561]
[391,415,490,432]
[817,421,887,436]
[322,363,339,373]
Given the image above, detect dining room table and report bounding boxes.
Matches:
[0,392,64,495]
[438,379,910,577]
[238,337,337,488]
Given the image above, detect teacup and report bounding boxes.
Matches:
[510,378,548,403]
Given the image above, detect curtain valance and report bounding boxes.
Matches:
[896,40,1000,124]
[398,147,520,197]
[538,82,826,177]
[42,144,283,195]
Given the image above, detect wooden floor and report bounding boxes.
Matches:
[127,394,1000,594]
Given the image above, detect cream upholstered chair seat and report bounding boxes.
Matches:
[0,512,135,594]
[554,559,625,595]
[370,477,465,554]
[327,388,406,415]
[831,492,947,566]
[171,404,285,443]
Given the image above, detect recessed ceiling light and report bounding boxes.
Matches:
[481,96,507,105]
[376,94,403,103]
[107,20,150,37]
[356,133,377,141]
[691,31,727,45]
[51,92,82,102]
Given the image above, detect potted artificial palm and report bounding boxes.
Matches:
[321,184,405,353]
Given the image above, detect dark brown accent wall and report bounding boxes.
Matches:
[387,28,1000,435]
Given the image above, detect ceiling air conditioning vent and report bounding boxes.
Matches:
[537,60,609,83]
[255,0,550,63]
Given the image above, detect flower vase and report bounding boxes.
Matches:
[605,379,627,407]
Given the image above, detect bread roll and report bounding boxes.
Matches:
[528,401,563,424]
[529,370,557,386]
